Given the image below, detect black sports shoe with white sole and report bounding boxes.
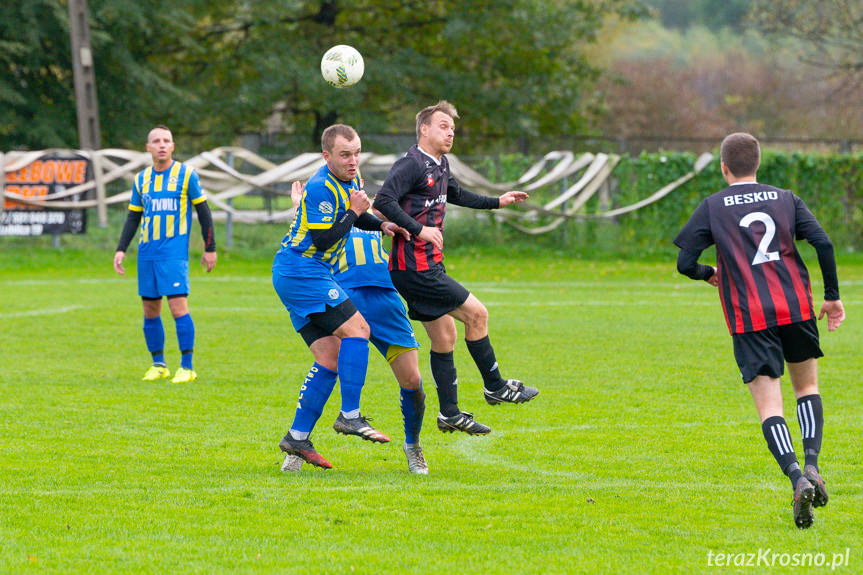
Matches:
[278,434,333,469]
[484,379,539,405]
[436,411,491,435]
[333,413,390,443]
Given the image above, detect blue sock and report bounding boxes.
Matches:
[143,316,165,365]
[290,362,338,435]
[338,337,369,415]
[400,385,426,445]
[174,313,195,369]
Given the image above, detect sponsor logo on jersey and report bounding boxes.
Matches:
[150,198,178,212]
[424,194,446,207]
[723,190,778,206]
[319,201,334,214]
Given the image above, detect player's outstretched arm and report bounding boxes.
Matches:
[498,191,529,207]
[818,300,845,331]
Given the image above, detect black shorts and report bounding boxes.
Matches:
[731,319,823,383]
[390,264,470,322]
[297,299,358,347]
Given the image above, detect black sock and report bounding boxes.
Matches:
[429,351,460,417]
[762,416,803,488]
[465,335,505,391]
[797,394,823,471]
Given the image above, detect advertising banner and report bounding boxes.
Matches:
[1,152,89,236]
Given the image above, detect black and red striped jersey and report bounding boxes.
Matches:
[674,183,836,334]
[374,145,498,271]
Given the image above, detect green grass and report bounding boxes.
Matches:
[1,225,861,574]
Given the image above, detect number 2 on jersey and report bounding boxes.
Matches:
[739,212,780,266]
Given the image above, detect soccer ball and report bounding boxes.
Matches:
[321,45,364,89]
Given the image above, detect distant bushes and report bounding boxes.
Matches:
[449,151,863,257]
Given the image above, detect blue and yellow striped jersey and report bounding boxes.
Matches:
[128,161,206,261]
[278,164,359,266]
[332,228,392,290]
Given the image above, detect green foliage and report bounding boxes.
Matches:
[751,0,863,84]
[0,0,648,152]
[462,150,863,257]
[645,0,752,31]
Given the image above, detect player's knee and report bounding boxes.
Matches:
[400,369,423,390]
[310,341,340,371]
[465,304,488,331]
[431,330,457,351]
[355,321,370,339]
[346,322,370,340]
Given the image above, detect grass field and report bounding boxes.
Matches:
[1,228,861,574]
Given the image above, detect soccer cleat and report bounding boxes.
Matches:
[792,477,816,529]
[333,413,390,443]
[142,365,171,381]
[280,454,304,473]
[403,443,429,475]
[436,411,491,435]
[171,367,197,383]
[278,434,332,469]
[484,379,539,405]
[803,465,829,508]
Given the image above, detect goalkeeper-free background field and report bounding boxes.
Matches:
[1,232,861,574]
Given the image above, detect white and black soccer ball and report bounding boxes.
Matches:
[320,45,364,89]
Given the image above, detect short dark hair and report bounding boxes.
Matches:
[321,124,358,152]
[147,125,172,143]
[720,132,760,177]
[416,101,459,140]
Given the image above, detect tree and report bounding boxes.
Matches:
[1,0,648,152]
[750,0,863,88]
[644,0,750,31]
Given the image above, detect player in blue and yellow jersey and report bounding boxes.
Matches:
[114,125,217,384]
[272,124,408,470]
[280,181,428,474]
